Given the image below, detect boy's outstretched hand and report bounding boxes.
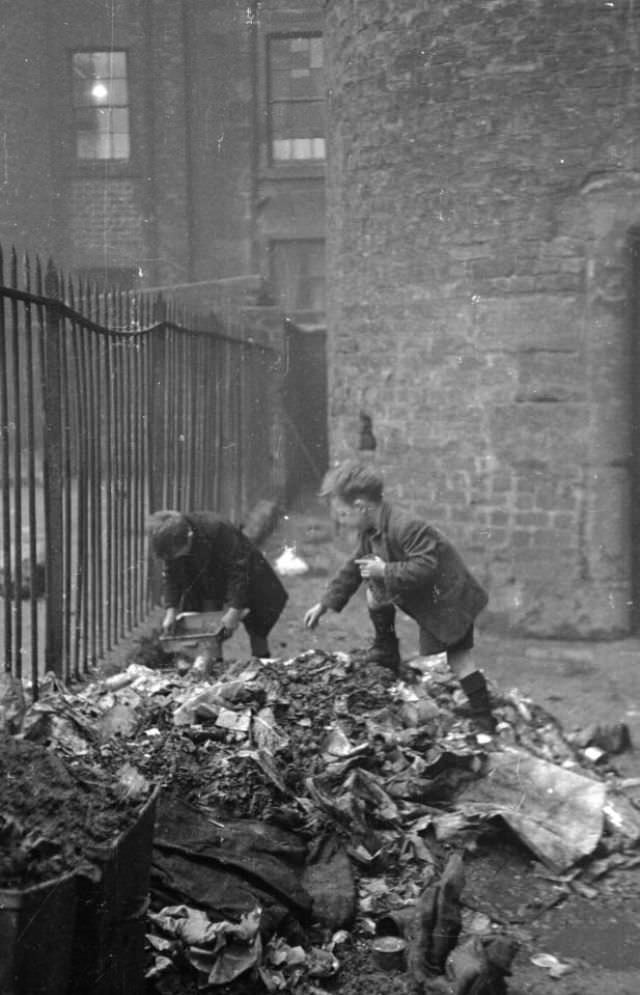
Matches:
[304,603,326,629]
[220,607,242,634]
[355,555,386,579]
[162,607,178,635]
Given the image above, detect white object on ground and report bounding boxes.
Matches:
[275,545,309,576]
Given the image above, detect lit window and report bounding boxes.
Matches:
[72,51,130,160]
[268,35,325,163]
[271,240,325,312]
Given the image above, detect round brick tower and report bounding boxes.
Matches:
[324,0,640,637]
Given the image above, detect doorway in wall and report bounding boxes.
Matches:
[628,227,640,630]
[269,239,326,314]
[282,319,328,503]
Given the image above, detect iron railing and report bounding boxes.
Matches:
[0,246,284,693]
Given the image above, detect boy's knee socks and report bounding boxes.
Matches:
[368,605,396,635]
[459,670,493,713]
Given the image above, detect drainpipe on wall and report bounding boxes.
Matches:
[248,0,260,275]
[43,0,64,260]
[181,0,196,282]
[627,226,640,632]
[142,0,160,286]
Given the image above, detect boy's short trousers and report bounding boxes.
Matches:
[365,586,475,658]
[419,624,474,658]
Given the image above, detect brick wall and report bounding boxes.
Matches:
[0,0,325,292]
[69,181,146,266]
[324,0,640,636]
[186,1,254,281]
[0,0,56,258]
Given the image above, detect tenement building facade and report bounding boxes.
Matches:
[1,0,326,317]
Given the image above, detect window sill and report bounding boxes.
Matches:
[260,162,326,181]
[71,160,139,178]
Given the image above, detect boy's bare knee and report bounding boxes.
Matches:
[449,649,476,680]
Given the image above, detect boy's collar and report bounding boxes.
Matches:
[362,501,386,535]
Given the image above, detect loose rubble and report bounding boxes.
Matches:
[2,640,639,994]
[0,733,152,888]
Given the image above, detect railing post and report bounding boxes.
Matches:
[43,261,64,676]
[146,295,167,606]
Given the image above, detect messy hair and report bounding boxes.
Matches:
[319,460,384,504]
[147,510,190,559]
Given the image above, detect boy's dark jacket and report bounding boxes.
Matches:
[321,502,488,643]
[161,511,287,632]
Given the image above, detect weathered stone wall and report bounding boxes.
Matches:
[324,0,640,636]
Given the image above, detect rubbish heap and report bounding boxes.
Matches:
[0,668,158,995]
[4,644,640,995]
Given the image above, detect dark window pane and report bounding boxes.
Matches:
[269,38,293,68]
[271,102,293,138]
[309,67,324,98]
[270,70,292,101]
[310,37,323,69]
[271,240,326,312]
[290,72,314,100]
[292,102,323,135]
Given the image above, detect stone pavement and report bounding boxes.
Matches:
[262,493,640,776]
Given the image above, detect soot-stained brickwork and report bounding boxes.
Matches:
[0,0,324,290]
[324,0,640,637]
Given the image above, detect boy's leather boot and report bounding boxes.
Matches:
[249,633,270,658]
[365,606,401,671]
[459,670,496,733]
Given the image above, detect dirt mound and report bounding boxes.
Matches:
[0,733,152,888]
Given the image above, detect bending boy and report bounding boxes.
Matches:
[148,509,287,659]
[304,461,493,730]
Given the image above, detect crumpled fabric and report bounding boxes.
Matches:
[445,935,519,995]
[406,852,465,987]
[148,904,262,986]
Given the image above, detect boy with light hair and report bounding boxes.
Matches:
[304,461,494,731]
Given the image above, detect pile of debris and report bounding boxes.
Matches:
[0,670,156,891]
[4,645,640,994]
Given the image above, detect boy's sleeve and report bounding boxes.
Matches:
[222,528,252,609]
[163,559,186,609]
[321,557,362,612]
[383,520,439,597]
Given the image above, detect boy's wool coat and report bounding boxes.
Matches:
[322,502,488,643]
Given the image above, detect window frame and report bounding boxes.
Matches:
[266,32,325,167]
[70,48,133,168]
